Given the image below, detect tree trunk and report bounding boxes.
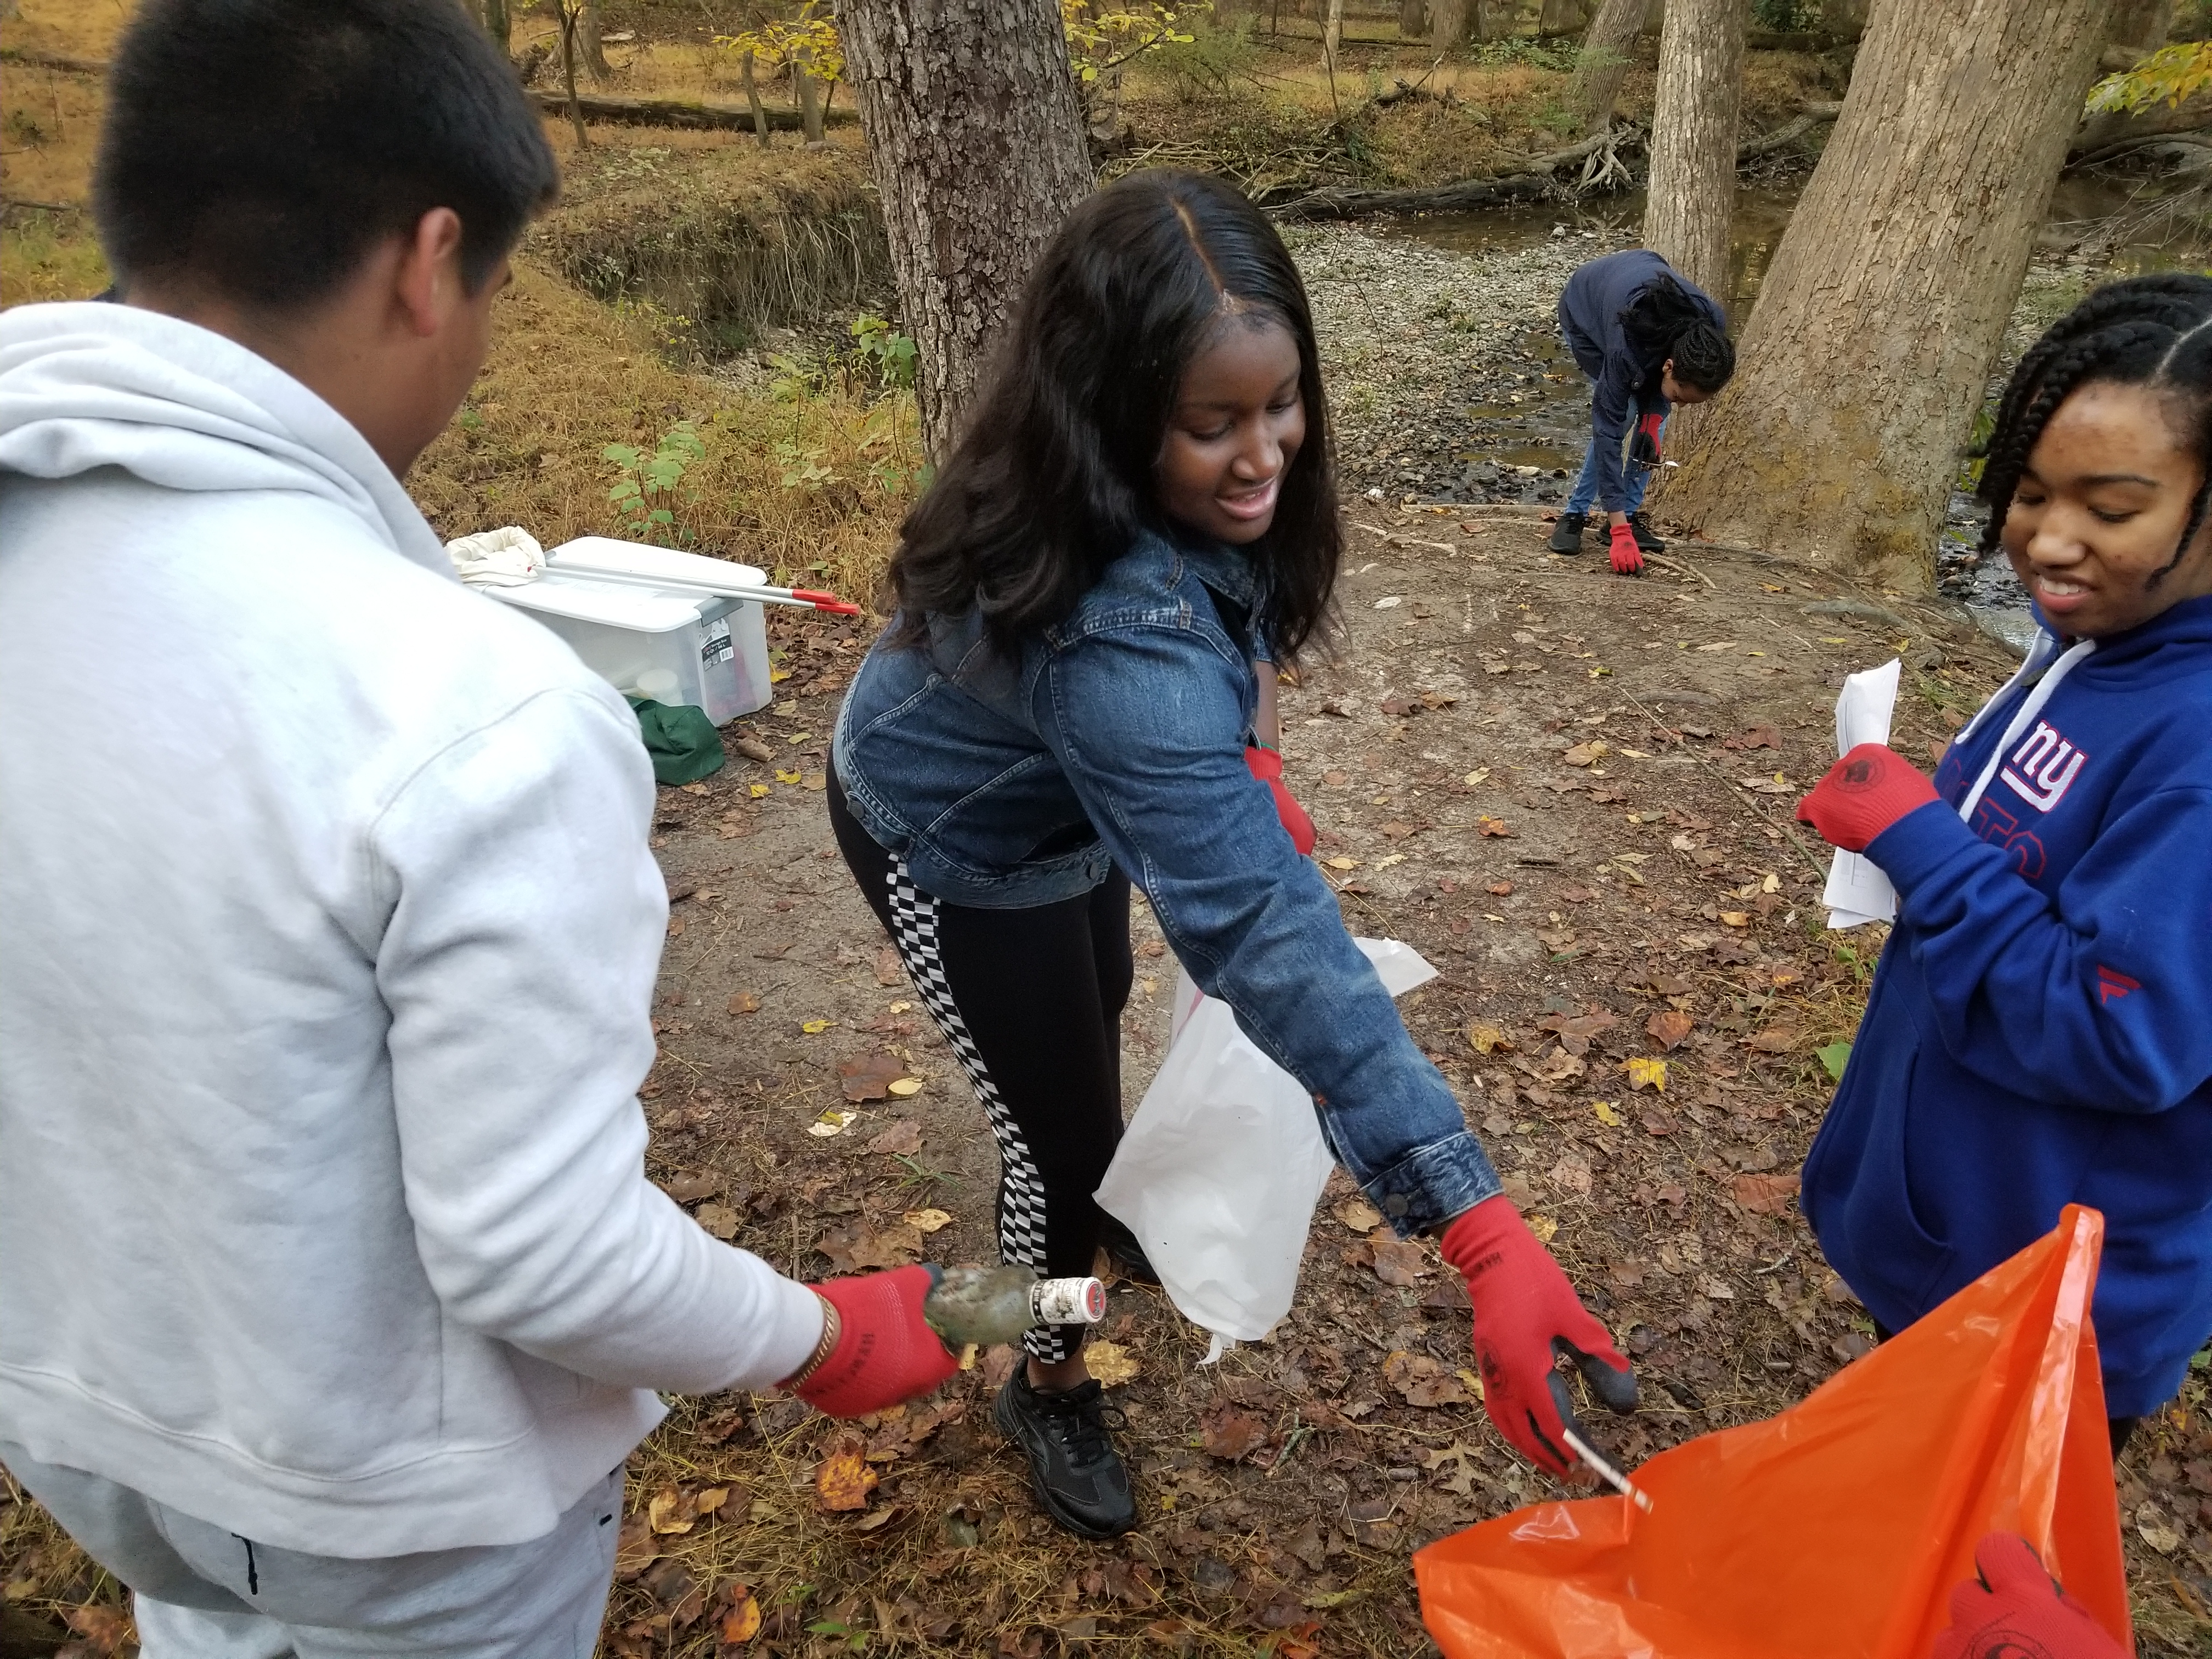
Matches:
[577,0,612,82]
[1565,0,1653,136]
[1399,0,1430,42]
[740,51,771,146]
[840,0,1093,460]
[2106,0,2172,55]
[1650,0,2107,588]
[1538,0,1590,32]
[557,3,589,148]
[483,0,511,51]
[794,45,825,143]
[1815,0,1868,39]
[1431,0,1470,52]
[1644,0,1745,299]
[1325,0,1345,63]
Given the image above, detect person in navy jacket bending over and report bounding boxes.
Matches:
[1547,249,1733,574]
[1793,276,2212,1453]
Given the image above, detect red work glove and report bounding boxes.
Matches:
[1607,520,1644,576]
[1245,746,1316,855]
[1441,1196,1638,1476]
[790,1265,960,1418]
[1629,411,1664,467]
[1931,1533,2129,1659]
[1795,742,1940,853]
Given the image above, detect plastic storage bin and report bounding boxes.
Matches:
[487,537,772,724]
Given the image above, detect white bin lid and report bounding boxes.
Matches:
[488,574,709,633]
[546,536,766,590]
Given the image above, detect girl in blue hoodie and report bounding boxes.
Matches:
[1793,275,2212,1450]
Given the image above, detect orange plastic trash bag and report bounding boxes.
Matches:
[1415,1204,2130,1659]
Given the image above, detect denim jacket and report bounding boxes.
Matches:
[833,529,1501,1237]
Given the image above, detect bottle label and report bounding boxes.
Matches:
[1031,1277,1106,1327]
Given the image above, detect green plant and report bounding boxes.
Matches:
[2086,41,2212,115]
[603,419,706,535]
[1063,0,1197,87]
[772,439,834,489]
[1150,4,1259,98]
[1750,0,1818,30]
[849,314,916,392]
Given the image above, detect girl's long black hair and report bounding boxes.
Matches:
[1977,273,2212,580]
[886,170,1340,662]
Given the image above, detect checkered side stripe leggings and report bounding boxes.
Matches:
[882,859,1069,1362]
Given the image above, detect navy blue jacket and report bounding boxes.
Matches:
[1556,250,1725,515]
[1803,596,2212,1416]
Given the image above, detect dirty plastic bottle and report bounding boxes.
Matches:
[922,1265,1105,1347]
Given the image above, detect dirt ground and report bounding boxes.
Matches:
[601,507,2212,1657]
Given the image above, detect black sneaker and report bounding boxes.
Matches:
[1547,511,1588,554]
[994,1370,1137,1538]
[1096,1215,1160,1286]
[1628,511,1664,554]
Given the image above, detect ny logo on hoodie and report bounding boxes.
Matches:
[2001,721,2088,813]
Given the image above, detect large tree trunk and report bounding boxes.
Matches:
[1324,0,1344,63]
[1432,0,1491,49]
[840,0,1093,460]
[577,0,612,82]
[1565,0,1653,136]
[2106,0,2172,55]
[1538,0,1590,32]
[794,46,826,143]
[1643,0,1745,299]
[1650,0,2107,589]
[483,0,511,50]
[1399,0,1430,42]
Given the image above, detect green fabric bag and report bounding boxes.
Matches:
[628,698,725,786]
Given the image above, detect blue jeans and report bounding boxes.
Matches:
[1566,396,1663,517]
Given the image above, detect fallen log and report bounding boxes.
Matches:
[1269,129,1612,221]
[524,89,855,134]
[0,47,106,74]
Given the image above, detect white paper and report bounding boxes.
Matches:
[1823,657,1901,928]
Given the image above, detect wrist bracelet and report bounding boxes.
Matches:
[782,1291,840,1390]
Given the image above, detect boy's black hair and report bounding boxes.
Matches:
[94,0,559,311]
[1622,274,1735,395]
[887,170,1341,663]
[1977,274,2212,579]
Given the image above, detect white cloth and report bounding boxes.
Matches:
[1,1440,619,1659]
[445,525,545,587]
[0,302,822,1558]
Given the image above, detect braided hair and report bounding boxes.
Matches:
[1976,274,2212,582]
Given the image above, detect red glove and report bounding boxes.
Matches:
[790,1265,961,1418]
[1630,411,1664,467]
[1607,521,1644,576]
[1245,746,1316,855]
[1441,1197,1638,1476]
[1931,1533,2129,1659]
[1795,742,1940,853]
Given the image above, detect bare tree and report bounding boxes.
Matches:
[1643,0,1745,297]
[1431,0,1491,49]
[1651,0,2109,587]
[1398,0,1430,41]
[1539,0,1590,31]
[577,0,613,82]
[840,0,1094,459]
[555,0,589,148]
[1325,0,1345,64]
[1564,0,1653,135]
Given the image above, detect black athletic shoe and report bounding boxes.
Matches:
[1547,511,1589,554]
[1097,1215,1160,1286]
[1628,511,1664,554]
[995,1370,1137,1538]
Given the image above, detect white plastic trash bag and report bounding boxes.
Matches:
[1096,938,1438,1363]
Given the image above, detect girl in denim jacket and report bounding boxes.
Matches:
[831,170,1634,1537]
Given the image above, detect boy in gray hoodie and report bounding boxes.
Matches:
[0,3,954,1653]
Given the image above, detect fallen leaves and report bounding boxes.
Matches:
[726,989,761,1015]
[1562,741,1609,767]
[1535,1009,1614,1054]
[1465,1022,1511,1055]
[1383,1349,1472,1407]
[815,1441,879,1511]
[1421,1440,1483,1497]
[1743,1026,1801,1054]
[838,1053,915,1103]
[866,1119,923,1156]
[901,1206,953,1233]
[1624,1056,1668,1093]
[648,1483,731,1535]
[1645,1009,1695,1050]
[1199,1400,1271,1460]
[1349,1226,1429,1288]
[1592,1100,1623,1126]
[873,945,906,987]
[816,1218,923,1272]
[714,1584,763,1646]
[1473,815,1515,837]
[887,1076,923,1097]
[806,1108,859,1137]
[1086,1340,1141,1387]
[1816,1040,1853,1081]
[800,1018,836,1035]
[695,1203,741,1241]
[1333,1195,1385,1232]
[1730,1171,1802,1216]
[1549,1152,1593,1197]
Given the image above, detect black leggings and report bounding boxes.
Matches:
[828,769,1132,1363]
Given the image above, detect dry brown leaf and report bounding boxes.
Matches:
[1624,1056,1668,1093]
[1333,1195,1385,1232]
[816,1220,923,1273]
[1364,1227,1429,1286]
[1731,1171,1802,1215]
[838,1052,911,1103]
[648,1484,698,1535]
[901,1207,953,1233]
[1466,1023,1511,1055]
[1474,815,1514,837]
[1383,1348,1470,1407]
[866,1119,924,1157]
[614,1511,658,1579]
[815,1441,879,1511]
[1085,1339,1141,1387]
[1199,1401,1269,1460]
[726,990,761,1015]
[60,1607,131,1656]
[1562,741,1608,767]
[695,1203,741,1242]
[664,1171,722,1204]
[1645,1009,1695,1051]
[1743,1026,1801,1054]
[1550,1153,1593,1197]
[873,945,905,988]
[715,1584,763,1646]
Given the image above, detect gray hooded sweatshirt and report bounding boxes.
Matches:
[0,302,821,1557]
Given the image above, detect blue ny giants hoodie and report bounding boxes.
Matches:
[1802,595,2212,1417]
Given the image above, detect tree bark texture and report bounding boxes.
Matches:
[1565,0,1654,135]
[839,0,1094,460]
[1539,0,1590,32]
[578,0,612,82]
[483,0,511,50]
[741,53,771,145]
[1643,0,1745,298]
[1650,0,2108,588]
[1398,0,1430,42]
[2106,0,2172,54]
[1325,0,1345,62]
